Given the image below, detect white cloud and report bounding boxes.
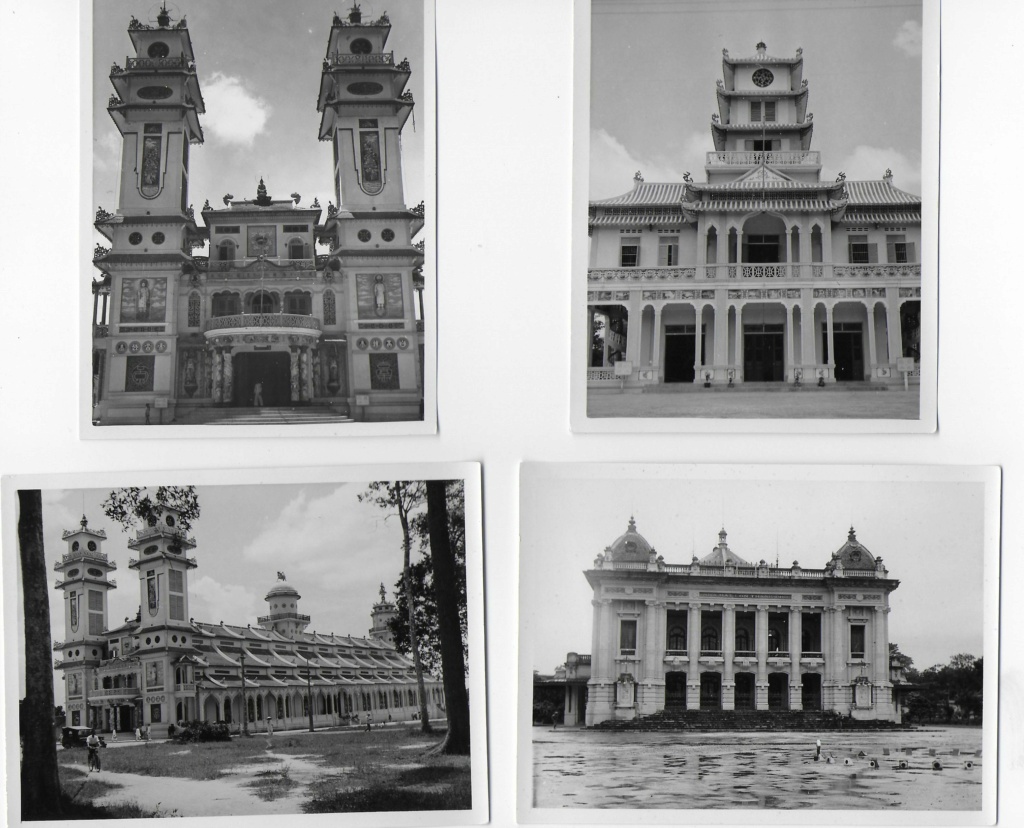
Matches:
[201,72,271,147]
[93,130,122,174]
[893,20,922,58]
[189,575,260,626]
[825,144,921,197]
[590,128,700,200]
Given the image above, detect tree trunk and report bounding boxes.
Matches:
[398,488,432,732]
[18,490,62,819]
[425,481,470,755]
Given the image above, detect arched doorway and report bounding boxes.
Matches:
[204,696,219,722]
[743,303,786,381]
[802,673,822,710]
[700,672,722,709]
[768,673,789,711]
[232,352,291,406]
[734,673,756,710]
[665,671,687,708]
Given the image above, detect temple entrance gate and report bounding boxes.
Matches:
[231,352,291,406]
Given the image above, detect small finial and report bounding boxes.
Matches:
[627,516,637,532]
[633,170,644,183]
[883,168,893,182]
[277,571,286,581]
[848,526,857,541]
[80,514,89,530]
[683,171,692,183]
[291,192,301,205]
[756,41,767,53]
[157,3,171,28]
[379,582,386,602]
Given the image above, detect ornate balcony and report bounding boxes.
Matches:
[201,257,318,273]
[706,150,821,167]
[55,547,111,565]
[125,56,192,71]
[588,262,921,284]
[257,612,311,624]
[329,52,394,66]
[203,313,323,334]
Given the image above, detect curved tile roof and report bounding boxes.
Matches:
[592,182,687,206]
[845,180,920,205]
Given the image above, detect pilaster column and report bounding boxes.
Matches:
[289,348,300,402]
[866,301,878,379]
[755,604,769,710]
[735,304,744,377]
[801,293,816,372]
[886,292,904,367]
[714,293,729,372]
[625,294,642,366]
[825,304,835,380]
[299,347,311,402]
[643,600,661,682]
[222,348,233,403]
[212,349,223,403]
[832,604,847,707]
[693,303,704,381]
[722,604,736,710]
[789,607,803,710]
[785,304,795,382]
[874,606,889,684]
[651,305,663,373]
[687,602,701,709]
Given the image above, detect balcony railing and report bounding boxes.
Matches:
[801,651,824,659]
[54,548,113,568]
[588,262,920,284]
[92,686,140,698]
[125,56,191,71]
[256,612,311,624]
[700,650,723,658]
[201,257,317,273]
[706,150,821,167]
[330,52,394,66]
[204,313,322,333]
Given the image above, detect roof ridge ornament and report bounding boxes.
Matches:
[633,171,644,184]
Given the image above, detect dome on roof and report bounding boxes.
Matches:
[606,517,654,562]
[828,526,877,571]
[698,528,751,567]
[265,577,301,601]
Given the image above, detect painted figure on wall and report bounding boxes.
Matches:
[373,275,386,315]
[120,277,167,323]
[356,274,403,320]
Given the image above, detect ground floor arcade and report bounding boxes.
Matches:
[588,288,920,387]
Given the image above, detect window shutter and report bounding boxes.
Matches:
[867,243,878,263]
[750,101,761,121]
[906,242,916,262]
[765,101,776,121]
[745,139,755,150]
[886,241,896,263]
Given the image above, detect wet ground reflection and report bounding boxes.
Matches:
[533,727,981,810]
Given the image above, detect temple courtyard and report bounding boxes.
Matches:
[532,726,981,811]
[57,724,469,817]
[587,385,920,419]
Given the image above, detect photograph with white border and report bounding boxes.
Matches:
[519,463,998,823]
[571,0,938,433]
[85,0,437,436]
[5,462,486,824]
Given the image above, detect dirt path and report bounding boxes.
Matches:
[89,750,348,816]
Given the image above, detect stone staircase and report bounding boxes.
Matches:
[644,382,892,394]
[592,709,909,732]
[174,405,353,425]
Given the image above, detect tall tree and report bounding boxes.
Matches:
[388,482,468,676]
[102,486,200,533]
[425,480,470,755]
[359,482,431,731]
[18,490,62,820]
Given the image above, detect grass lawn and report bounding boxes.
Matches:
[56,726,472,814]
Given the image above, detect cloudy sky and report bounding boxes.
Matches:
[19,481,433,705]
[522,465,992,675]
[92,0,425,248]
[590,0,923,199]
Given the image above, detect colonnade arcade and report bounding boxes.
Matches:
[589,293,920,385]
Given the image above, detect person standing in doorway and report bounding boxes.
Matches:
[253,380,264,407]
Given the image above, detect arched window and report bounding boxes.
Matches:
[218,240,236,262]
[187,291,201,327]
[256,695,263,720]
[224,700,232,723]
[811,225,823,263]
[736,627,752,652]
[323,289,337,326]
[667,625,686,651]
[284,290,312,315]
[706,226,718,264]
[277,695,285,719]
[288,239,305,260]
[701,627,720,651]
[250,291,275,314]
[212,292,241,317]
[768,628,782,652]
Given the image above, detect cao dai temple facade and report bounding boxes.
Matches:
[53,509,443,737]
[573,518,901,725]
[587,43,922,389]
[91,5,425,424]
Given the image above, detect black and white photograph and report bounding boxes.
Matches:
[518,464,998,821]
[86,0,435,433]
[572,0,937,431]
[5,465,486,823]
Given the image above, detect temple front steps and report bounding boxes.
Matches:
[640,382,893,393]
[173,405,353,425]
[591,709,909,731]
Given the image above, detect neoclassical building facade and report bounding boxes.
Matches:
[54,509,443,738]
[587,43,921,389]
[91,5,425,424]
[584,518,900,725]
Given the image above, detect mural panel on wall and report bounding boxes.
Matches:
[119,277,167,323]
[356,273,404,319]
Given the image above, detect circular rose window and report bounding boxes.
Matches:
[129,232,142,245]
[358,229,371,242]
[152,232,165,244]
[381,228,395,242]
[148,42,170,59]
[752,68,774,88]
